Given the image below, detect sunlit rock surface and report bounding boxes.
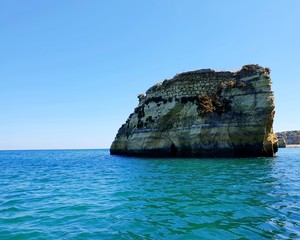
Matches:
[111,64,278,157]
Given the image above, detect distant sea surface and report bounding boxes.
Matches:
[0,149,299,240]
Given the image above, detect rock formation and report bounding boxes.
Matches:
[276,131,300,145]
[277,137,287,148]
[111,64,278,157]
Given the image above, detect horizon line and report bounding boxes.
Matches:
[0,148,110,151]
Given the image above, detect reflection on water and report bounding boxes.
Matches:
[0,149,299,239]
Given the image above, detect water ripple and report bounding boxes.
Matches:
[0,149,299,239]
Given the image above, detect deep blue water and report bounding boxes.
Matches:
[0,149,299,239]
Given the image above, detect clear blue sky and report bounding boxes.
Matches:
[0,0,299,150]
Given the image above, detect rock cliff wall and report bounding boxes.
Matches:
[276,131,300,145]
[111,64,278,157]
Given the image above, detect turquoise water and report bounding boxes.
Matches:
[0,149,299,239]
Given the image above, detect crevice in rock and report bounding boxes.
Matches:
[170,143,178,157]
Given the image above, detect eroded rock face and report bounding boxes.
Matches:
[110,64,278,157]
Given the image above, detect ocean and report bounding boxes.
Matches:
[0,149,299,239]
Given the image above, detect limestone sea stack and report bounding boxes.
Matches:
[110,64,278,158]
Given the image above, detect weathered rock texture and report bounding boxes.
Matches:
[111,64,278,157]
